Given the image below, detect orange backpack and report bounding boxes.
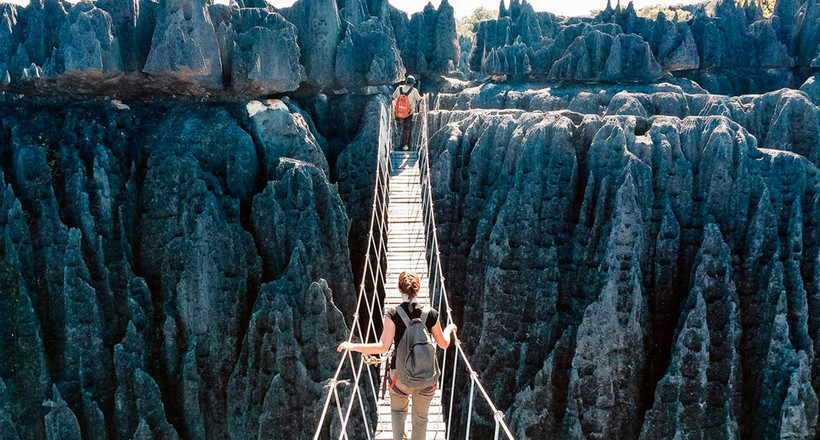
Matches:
[395,88,411,119]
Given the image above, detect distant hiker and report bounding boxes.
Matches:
[338,271,457,440]
[392,75,423,151]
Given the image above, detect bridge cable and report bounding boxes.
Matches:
[312,96,516,440]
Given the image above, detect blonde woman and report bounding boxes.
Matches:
[338,272,458,440]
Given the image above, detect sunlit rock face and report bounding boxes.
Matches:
[0,0,459,94]
[389,0,460,75]
[419,77,820,439]
[214,8,306,94]
[467,0,819,94]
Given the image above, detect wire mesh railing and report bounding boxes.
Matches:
[312,99,392,440]
[413,96,515,440]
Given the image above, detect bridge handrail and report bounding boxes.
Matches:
[312,95,516,440]
[413,96,515,440]
[312,100,392,440]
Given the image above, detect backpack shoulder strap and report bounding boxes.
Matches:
[394,305,412,327]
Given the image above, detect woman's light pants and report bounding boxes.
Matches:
[389,374,435,440]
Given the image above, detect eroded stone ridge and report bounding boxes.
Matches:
[0,98,354,439]
[0,0,460,95]
[468,0,820,93]
[425,101,820,439]
[434,82,820,166]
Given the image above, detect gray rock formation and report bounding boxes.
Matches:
[752,290,818,439]
[464,0,820,92]
[482,41,532,79]
[0,379,19,440]
[250,159,354,315]
[0,0,424,94]
[638,288,710,440]
[545,28,664,83]
[434,82,819,168]
[746,88,820,165]
[802,75,820,105]
[334,17,404,88]
[95,0,155,72]
[548,28,615,81]
[561,174,648,440]
[0,0,796,95]
[45,3,123,78]
[655,16,699,71]
[217,8,304,94]
[245,99,329,177]
[56,227,112,437]
[600,33,663,82]
[390,0,460,75]
[113,322,180,440]
[43,386,82,440]
[795,0,820,67]
[425,95,820,438]
[227,244,348,440]
[640,223,743,439]
[143,0,222,89]
[283,0,340,88]
[0,2,819,439]
[0,99,356,440]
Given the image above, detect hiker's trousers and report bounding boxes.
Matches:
[396,115,414,149]
[389,371,435,440]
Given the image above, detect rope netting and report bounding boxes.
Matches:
[312,96,515,440]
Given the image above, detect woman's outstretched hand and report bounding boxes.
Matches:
[445,324,458,337]
[337,341,354,353]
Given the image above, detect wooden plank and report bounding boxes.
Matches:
[376,150,446,440]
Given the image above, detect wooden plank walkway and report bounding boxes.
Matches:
[375,150,446,440]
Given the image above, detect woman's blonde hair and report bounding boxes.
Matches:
[398,272,420,299]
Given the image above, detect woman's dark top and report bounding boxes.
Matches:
[385,301,439,369]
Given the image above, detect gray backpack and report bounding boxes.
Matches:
[394,305,440,390]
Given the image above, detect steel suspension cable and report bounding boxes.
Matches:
[414,96,516,440]
[316,94,517,440]
[335,106,394,437]
[312,102,392,440]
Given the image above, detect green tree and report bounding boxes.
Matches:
[456,7,499,39]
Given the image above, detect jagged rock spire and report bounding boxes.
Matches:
[43,385,82,440]
[561,174,647,440]
[640,223,741,439]
[639,289,709,440]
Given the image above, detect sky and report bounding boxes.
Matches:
[267,0,707,18]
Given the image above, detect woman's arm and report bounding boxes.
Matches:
[337,317,396,355]
[431,322,458,349]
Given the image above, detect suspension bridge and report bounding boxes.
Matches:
[312,97,515,440]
